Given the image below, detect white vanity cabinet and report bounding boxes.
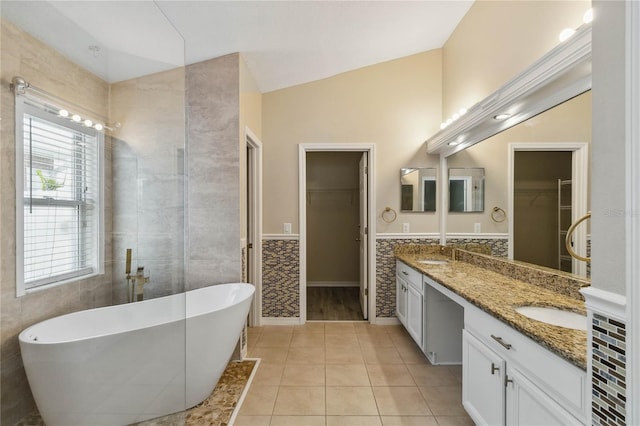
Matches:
[396,261,423,347]
[463,304,587,426]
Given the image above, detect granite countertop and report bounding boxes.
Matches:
[395,252,588,370]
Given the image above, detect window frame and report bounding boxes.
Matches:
[15,97,105,296]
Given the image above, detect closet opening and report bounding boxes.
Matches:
[299,144,376,323]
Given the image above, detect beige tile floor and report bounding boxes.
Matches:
[235,322,474,426]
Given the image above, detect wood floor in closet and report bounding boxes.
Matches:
[306,286,364,321]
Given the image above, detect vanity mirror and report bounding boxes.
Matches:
[448,168,484,213]
[425,23,592,278]
[400,168,436,212]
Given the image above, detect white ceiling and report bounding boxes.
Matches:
[2,1,473,93]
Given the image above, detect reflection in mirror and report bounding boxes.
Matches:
[448,168,484,212]
[400,168,436,212]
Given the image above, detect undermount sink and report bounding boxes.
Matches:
[515,306,587,331]
[417,259,450,265]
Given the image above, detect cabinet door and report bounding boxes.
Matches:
[506,367,583,426]
[396,275,407,326]
[406,283,423,346]
[463,330,505,426]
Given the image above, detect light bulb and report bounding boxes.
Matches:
[84,119,93,127]
[94,123,104,131]
[559,28,575,42]
[583,8,593,24]
[446,118,453,125]
[459,108,467,116]
[452,113,460,120]
[493,113,511,121]
[72,114,81,122]
[59,109,69,117]
[440,123,447,130]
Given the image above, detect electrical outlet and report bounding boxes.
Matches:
[284,223,292,234]
[474,223,481,233]
[402,223,410,233]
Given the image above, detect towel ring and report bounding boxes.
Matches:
[382,207,397,223]
[565,211,591,263]
[491,206,506,223]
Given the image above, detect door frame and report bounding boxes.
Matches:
[507,142,589,276]
[246,127,263,326]
[298,143,376,323]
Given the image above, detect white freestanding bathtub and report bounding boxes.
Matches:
[19,283,254,426]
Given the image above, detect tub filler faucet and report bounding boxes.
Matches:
[125,249,151,302]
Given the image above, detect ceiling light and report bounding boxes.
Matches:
[459,108,467,116]
[59,109,69,117]
[440,123,447,130]
[559,28,575,42]
[94,123,104,131]
[71,114,82,122]
[493,113,511,121]
[583,8,593,24]
[83,119,93,127]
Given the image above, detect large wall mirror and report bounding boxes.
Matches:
[400,168,436,212]
[426,24,591,278]
[448,168,484,213]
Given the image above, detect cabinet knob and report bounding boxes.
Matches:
[490,334,512,350]
[491,363,500,375]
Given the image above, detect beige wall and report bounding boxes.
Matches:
[262,51,443,235]
[442,0,590,119]
[0,19,112,424]
[447,91,591,234]
[240,55,263,242]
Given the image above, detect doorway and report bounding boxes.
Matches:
[508,143,589,277]
[299,144,376,323]
[245,128,262,326]
[513,151,572,270]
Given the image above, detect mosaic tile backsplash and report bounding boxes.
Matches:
[375,238,440,317]
[262,239,300,317]
[446,237,508,257]
[592,313,627,426]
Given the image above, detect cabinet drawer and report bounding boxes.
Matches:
[465,304,587,422]
[396,261,422,293]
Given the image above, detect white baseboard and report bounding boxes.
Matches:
[260,317,303,325]
[376,233,440,239]
[374,317,401,325]
[262,234,300,240]
[307,281,359,287]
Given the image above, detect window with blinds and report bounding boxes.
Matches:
[16,100,103,293]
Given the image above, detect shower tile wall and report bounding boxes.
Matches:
[110,68,186,302]
[0,20,113,424]
[186,53,242,289]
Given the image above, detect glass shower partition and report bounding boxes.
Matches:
[1,1,188,424]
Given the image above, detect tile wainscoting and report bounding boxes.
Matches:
[261,235,509,320]
[262,238,300,318]
[582,287,628,426]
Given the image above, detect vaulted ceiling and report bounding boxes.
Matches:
[2,1,473,92]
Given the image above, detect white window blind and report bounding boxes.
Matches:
[16,99,103,294]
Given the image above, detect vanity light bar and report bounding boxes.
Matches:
[11,76,111,132]
[440,108,468,130]
[559,8,593,42]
